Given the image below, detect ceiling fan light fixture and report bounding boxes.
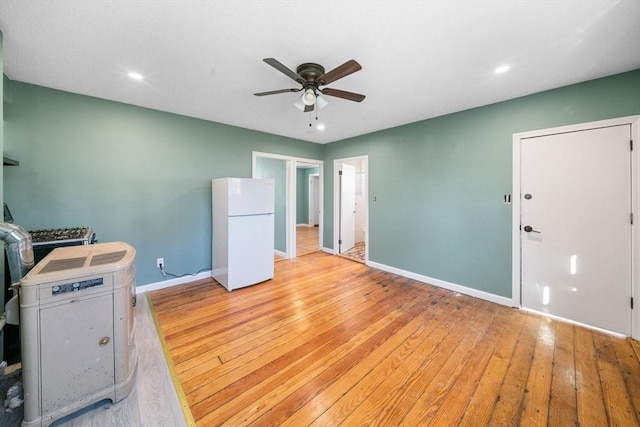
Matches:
[302,88,316,106]
[316,94,328,110]
[293,96,306,111]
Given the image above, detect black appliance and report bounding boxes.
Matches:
[29,227,96,264]
[2,207,96,364]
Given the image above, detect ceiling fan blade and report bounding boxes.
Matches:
[321,88,366,102]
[304,104,314,113]
[254,88,301,96]
[318,59,362,85]
[263,58,304,84]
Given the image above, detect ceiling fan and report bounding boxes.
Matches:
[254,58,366,112]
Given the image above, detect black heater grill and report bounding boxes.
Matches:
[29,227,96,264]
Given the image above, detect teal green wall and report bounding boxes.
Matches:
[255,156,287,252]
[3,70,639,300]
[296,168,306,224]
[324,70,640,298]
[3,81,322,286]
[2,75,8,104]
[296,166,319,224]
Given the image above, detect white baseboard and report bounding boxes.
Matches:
[322,247,335,255]
[136,270,212,294]
[274,249,287,258]
[366,261,513,307]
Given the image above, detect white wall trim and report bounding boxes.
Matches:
[322,247,335,255]
[274,249,287,258]
[136,270,212,294]
[512,115,640,339]
[367,260,513,307]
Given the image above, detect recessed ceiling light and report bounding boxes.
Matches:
[317,124,326,131]
[128,72,143,80]
[494,65,510,74]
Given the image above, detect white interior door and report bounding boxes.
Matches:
[521,124,632,335]
[340,163,356,253]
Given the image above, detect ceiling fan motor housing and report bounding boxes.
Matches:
[296,63,326,87]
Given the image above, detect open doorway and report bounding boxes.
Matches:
[296,161,321,257]
[253,153,290,260]
[253,151,323,260]
[334,156,368,263]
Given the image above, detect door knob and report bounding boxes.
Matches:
[523,225,541,233]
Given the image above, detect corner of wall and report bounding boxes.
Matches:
[2,74,10,105]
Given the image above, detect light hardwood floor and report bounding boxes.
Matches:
[274,226,319,262]
[296,225,320,257]
[149,252,640,426]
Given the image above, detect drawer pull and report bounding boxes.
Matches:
[99,337,110,346]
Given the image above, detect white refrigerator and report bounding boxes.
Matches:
[212,178,275,291]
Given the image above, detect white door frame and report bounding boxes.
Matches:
[308,173,320,227]
[512,115,640,339]
[252,151,323,259]
[333,155,369,263]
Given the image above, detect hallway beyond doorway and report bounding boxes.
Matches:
[296,225,320,257]
[340,242,366,263]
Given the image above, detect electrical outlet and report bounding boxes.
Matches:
[157,258,164,268]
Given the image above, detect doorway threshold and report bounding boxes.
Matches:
[338,242,366,264]
[337,253,365,264]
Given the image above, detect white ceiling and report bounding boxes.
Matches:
[1,1,639,144]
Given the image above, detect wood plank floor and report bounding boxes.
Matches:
[149,252,640,426]
[296,225,320,257]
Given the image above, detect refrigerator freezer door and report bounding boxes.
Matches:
[227,178,275,216]
[226,214,274,290]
